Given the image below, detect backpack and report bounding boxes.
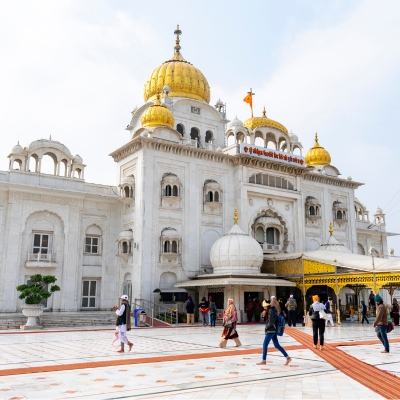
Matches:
[212,303,218,313]
[277,314,285,336]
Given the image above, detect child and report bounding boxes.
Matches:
[112,327,121,347]
[349,306,355,322]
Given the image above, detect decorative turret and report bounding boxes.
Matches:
[305,133,331,167]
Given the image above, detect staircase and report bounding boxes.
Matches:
[0,311,116,330]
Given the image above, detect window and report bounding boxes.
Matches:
[33,233,49,254]
[172,241,178,253]
[256,227,264,243]
[82,280,97,308]
[206,191,213,202]
[190,127,199,140]
[172,185,178,196]
[164,241,170,252]
[177,124,184,136]
[337,210,342,220]
[205,130,213,143]
[191,106,200,115]
[249,173,294,190]
[122,242,128,254]
[309,206,315,216]
[85,237,99,254]
[165,185,172,196]
[214,192,219,202]
[266,227,275,244]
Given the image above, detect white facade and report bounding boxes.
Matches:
[0,31,395,314]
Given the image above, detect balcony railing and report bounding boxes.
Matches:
[27,253,56,262]
[261,243,280,253]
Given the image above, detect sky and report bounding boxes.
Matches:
[0,0,399,254]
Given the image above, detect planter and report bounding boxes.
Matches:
[21,304,43,330]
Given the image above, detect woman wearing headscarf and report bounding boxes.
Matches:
[309,295,326,350]
[219,299,241,348]
[391,298,399,326]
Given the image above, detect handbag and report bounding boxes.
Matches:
[319,309,329,320]
[387,321,394,333]
[222,320,233,328]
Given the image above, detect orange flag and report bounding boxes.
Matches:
[243,93,252,108]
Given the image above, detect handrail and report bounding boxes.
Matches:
[135,298,178,326]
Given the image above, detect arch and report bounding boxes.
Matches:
[122,241,128,253]
[124,186,130,198]
[190,127,199,140]
[12,159,22,170]
[358,243,366,255]
[337,210,343,220]
[163,241,170,252]
[255,226,264,243]
[41,153,57,175]
[86,225,103,235]
[205,130,213,143]
[176,123,185,136]
[28,154,39,172]
[159,272,177,290]
[214,191,219,202]
[254,131,264,147]
[236,132,245,143]
[309,206,315,216]
[165,185,172,196]
[207,191,213,202]
[123,272,131,282]
[226,132,235,146]
[171,240,178,253]
[172,185,178,196]
[293,146,302,156]
[265,132,277,149]
[60,159,68,177]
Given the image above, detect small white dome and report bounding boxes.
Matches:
[12,142,24,154]
[119,230,133,241]
[229,116,243,129]
[375,206,383,215]
[289,132,299,142]
[73,154,83,164]
[210,224,263,274]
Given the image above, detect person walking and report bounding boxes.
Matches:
[254,299,262,322]
[112,295,133,353]
[186,296,195,325]
[219,299,241,348]
[374,294,389,353]
[285,295,297,327]
[270,296,281,315]
[256,300,291,366]
[391,298,399,326]
[309,295,326,350]
[325,298,335,327]
[246,298,254,323]
[199,297,209,326]
[369,291,375,307]
[361,300,369,324]
[209,298,217,327]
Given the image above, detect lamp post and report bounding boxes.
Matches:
[369,247,377,293]
[334,259,341,325]
[301,254,306,323]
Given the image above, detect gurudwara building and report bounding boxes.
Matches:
[1,27,399,322]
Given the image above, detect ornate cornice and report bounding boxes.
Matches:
[303,172,363,189]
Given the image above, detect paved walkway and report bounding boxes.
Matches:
[0,323,398,399]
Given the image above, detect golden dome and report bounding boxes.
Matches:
[143,26,210,104]
[243,107,288,134]
[141,95,174,128]
[305,133,331,166]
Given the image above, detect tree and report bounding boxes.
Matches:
[17,274,60,305]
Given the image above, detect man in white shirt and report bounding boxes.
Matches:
[113,295,133,353]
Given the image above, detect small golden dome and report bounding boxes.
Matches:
[141,95,174,128]
[305,133,331,166]
[143,26,210,104]
[243,107,288,134]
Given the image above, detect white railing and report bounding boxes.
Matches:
[203,143,220,151]
[262,243,280,253]
[135,298,178,326]
[27,253,56,262]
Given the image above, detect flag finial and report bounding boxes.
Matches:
[233,207,238,225]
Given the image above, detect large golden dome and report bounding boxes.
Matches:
[243,107,288,134]
[143,26,210,104]
[141,95,174,128]
[305,133,331,166]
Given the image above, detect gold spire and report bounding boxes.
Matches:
[262,106,266,117]
[174,24,182,54]
[329,221,333,236]
[233,207,238,224]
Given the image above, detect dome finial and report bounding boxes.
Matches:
[262,106,266,117]
[174,24,182,54]
[233,207,238,224]
[329,221,333,236]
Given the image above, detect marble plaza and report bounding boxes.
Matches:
[0,322,399,399]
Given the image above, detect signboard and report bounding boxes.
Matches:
[238,143,305,167]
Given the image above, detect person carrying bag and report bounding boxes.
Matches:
[309,295,326,350]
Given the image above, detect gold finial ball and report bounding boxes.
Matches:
[329,221,334,236]
[141,96,174,128]
[305,133,331,167]
[233,207,238,224]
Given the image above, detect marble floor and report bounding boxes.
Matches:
[0,322,397,399]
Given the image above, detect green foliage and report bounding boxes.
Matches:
[16,274,61,305]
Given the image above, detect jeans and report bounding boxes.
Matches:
[201,312,209,325]
[288,310,296,327]
[312,319,325,346]
[209,313,216,327]
[262,333,289,361]
[377,325,389,352]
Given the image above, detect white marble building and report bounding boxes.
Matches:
[0,27,397,314]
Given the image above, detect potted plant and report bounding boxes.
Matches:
[17,274,60,329]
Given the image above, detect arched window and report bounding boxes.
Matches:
[205,131,213,143]
[266,227,278,245]
[343,210,346,219]
[85,225,102,255]
[190,127,199,140]
[177,124,184,136]
[309,206,315,216]
[214,191,219,202]
[124,187,130,198]
[256,227,264,243]
[164,241,170,253]
[206,191,213,202]
[316,206,319,216]
[171,241,178,253]
[165,185,172,196]
[227,133,235,146]
[337,210,342,220]
[172,185,178,196]
[122,242,128,254]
